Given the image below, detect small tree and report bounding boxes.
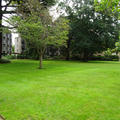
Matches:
[13,17,69,68]
[10,0,69,68]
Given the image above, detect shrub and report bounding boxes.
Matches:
[90,55,118,61]
[17,54,26,59]
[5,55,17,59]
[0,59,11,64]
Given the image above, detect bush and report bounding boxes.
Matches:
[17,54,26,59]
[5,55,17,59]
[44,55,65,60]
[90,55,118,61]
[17,54,39,60]
[71,54,82,60]
[0,59,11,64]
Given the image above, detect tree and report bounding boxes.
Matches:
[10,0,69,68]
[60,0,119,61]
[0,0,56,59]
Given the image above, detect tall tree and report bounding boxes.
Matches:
[0,0,56,59]
[60,0,119,61]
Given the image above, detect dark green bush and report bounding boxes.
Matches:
[70,54,119,61]
[0,59,11,64]
[44,55,64,60]
[17,54,26,59]
[17,54,39,60]
[90,55,118,61]
[5,55,17,59]
[71,54,81,60]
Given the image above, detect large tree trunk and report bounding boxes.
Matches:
[0,0,3,59]
[39,54,43,69]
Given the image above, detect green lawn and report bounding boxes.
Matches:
[0,60,120,120]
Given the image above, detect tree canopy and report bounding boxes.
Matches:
[10,0,69,68]
[60,0,119,61]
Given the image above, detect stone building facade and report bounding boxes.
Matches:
[14,35,25,54]
[2,33,12,55]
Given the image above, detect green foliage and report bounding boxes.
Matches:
[115,41,120,52]
[12,45,15,53]
[53,17,69,46]
[91,55,118,61]
[10,0,56,6]
[61,0,119,60]
[5,55,17,59]
[9,0,69,68]
[94,0,120,18]
[104,48,113,56]
[14,16,69,54]
[0,58,11,64]
[40,0,56,6]
[95,0,120,11]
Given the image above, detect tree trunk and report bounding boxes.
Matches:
[66,48,70,61]
[0,0,3,59]
[83,50,88,62]
[39,54,43,69]
[0,30,2,59]
[66,38,71,61]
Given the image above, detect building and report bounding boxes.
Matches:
[2,33,12,55]
[14,36,22,54]
[14,35,25,54]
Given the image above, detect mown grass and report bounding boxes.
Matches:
[0,60,120,120]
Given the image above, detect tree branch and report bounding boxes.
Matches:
[2,18,17,27]
[3,15,9,20]
[2,25,17,29]
[2,5,18,8]
[4,0,13,11]
[2,11,16,14]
